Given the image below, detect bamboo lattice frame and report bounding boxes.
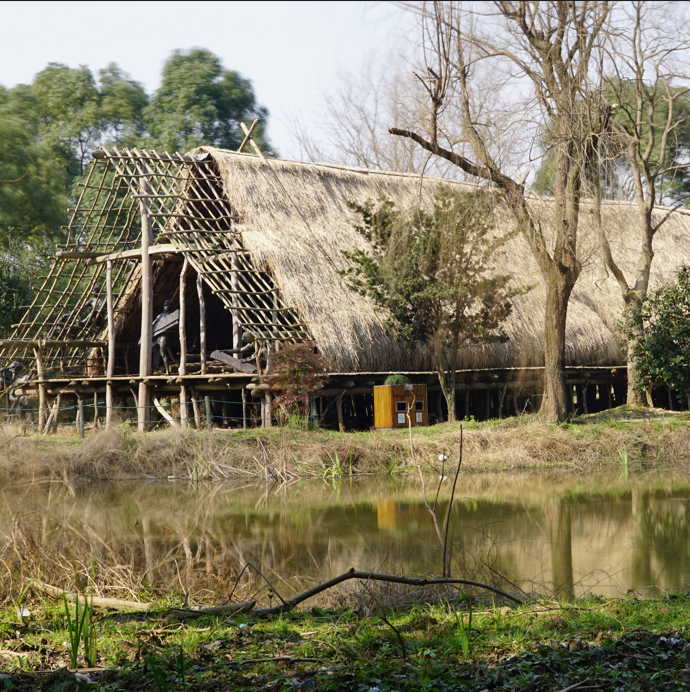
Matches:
[5,147,306,377]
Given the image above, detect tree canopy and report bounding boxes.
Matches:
[145,49,273,155]
[631,266,690,408]
[0,49,273,248]
[343,188,522,422]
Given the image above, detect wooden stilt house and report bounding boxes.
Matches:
[4,141,690,430]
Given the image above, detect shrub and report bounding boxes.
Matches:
[266,342,328,420]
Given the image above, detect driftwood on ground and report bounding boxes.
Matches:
[27,578,151,611]
[26,569,519,618]
[251,568,522,615]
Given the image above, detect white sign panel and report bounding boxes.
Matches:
[416,412,423,423]
[397,413,406,424]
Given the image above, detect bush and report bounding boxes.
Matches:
[632,266,690,407]
[384,374,411,386]
[266,342,329,421]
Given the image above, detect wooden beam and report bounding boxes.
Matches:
[240,121,265,160]
[55,251,103,259]
[237,119,259,153]
[85,244,178,266]
[0,339,106,350]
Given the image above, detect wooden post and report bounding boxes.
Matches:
[138,168,153,432]
[222,397,228,427]
[464,390,470,420]
[231,251,242,358]
[43,394,61,435]
[105,259,115,429]
[191,390,202,429]
[485,389,491,420]
[197,274,207,375]
[33,345,47,429]
[264,392,272,428]
[93,392,99,427]
[242,387,247,429]
[78,398,85,438]
[179,258,189,427]
[205,395,212,431]
[336,390,345,432]
[498,382,508,419]
[52,393,62,434]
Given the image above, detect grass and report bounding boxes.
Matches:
[2,590,690,690]
[1,405,689,483]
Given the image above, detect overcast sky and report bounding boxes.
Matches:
[0,1,412,159]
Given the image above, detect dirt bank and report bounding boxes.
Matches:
[1,406,688,483]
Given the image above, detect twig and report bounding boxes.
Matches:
[407,407,446,572]
[363,583,407,658]
[245,561,288,606]
[442,427,463,577]
[554,681,591,692]
[226,656,321,666]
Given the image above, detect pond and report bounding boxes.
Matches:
[3,468,690,600]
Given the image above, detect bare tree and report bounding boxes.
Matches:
[390,1,612,421]
[592,1,690,405]
[288,52,459,176]
[288,44,514,180]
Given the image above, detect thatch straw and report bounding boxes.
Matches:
[190,148,690,371]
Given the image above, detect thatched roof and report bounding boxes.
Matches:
[191,147,690,373]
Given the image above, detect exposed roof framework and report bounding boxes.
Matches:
[5,148,305,377]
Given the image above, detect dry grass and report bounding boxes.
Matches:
[1,407,688,483]
[197,147,690,372]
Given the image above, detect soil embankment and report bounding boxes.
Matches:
[1,406,688,482]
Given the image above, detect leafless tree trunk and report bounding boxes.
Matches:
[592,1,690,405]
[390,1,611,421]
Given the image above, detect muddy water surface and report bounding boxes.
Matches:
[3,469,690,598]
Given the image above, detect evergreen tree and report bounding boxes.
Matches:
[145,49,273,155]
[343,189,524,422]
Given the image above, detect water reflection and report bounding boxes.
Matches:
[2,470,690,597]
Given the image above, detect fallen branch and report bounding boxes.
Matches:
[27,578,255,617]
[26,578,151,611]
[252,568,521,615]
[167,601,255,619]
[227,656,321,666]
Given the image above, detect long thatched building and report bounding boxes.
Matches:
[3,143,690,430]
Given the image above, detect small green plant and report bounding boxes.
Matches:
[384,374,411,386]
[63,593,88,668]
[452,601,473,660]
[62,562,97,669]
[147,655,172,692]
[326,451,343,477]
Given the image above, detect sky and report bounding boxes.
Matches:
[0,1,412,159]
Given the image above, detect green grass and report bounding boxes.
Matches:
[3,591,690,690]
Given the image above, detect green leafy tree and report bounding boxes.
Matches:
[631,266,690,408]
[0,63,149,247]
[145,49,273,155]
[0,114,67,246]
[0,243,46,338]
[343,188,522,423]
